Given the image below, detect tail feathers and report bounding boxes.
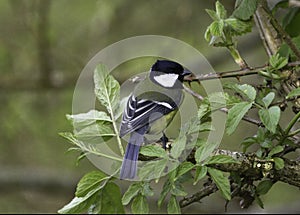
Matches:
[120,126,148,179]
[120,143,140,179]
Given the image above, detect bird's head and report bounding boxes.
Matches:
[150,60,192,88]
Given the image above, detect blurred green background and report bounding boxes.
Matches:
[0,0,299,213]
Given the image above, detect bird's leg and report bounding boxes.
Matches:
[160,132,169,150]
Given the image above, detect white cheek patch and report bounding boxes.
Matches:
[153,73,179,87]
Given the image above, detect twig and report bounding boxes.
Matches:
[254,11,274,57]
[284,111,300,136]
[185,61,300,83]
[183,85,263,127]
[180,180,217,208]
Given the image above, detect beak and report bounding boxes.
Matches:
[182,68,195,81]
[182,68,192,77]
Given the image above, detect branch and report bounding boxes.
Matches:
[290,0,300,7]
[210,149,300,188]
[255,0,300,60]
[179,180,217,208]
[184,61,300,82]
[254,0,282,56]
[179,149,300,208]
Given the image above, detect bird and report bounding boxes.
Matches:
[119,59,192,180]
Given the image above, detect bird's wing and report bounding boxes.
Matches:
[119,94,177,137]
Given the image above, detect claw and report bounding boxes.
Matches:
[183,72,200,86]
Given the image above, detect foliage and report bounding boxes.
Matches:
[59,0,300,214]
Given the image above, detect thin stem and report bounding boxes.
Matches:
[104,84,124,156]
[111,113,124,156]
[93,151,123,162]
[284,111,300,135]
[227,45,249,69]
[287,128,300,137]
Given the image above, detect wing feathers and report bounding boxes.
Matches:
[119,94,177,137]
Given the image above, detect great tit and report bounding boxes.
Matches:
[119,60,191,180]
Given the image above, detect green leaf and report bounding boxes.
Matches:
[176,162,194,179]
[269,54,288,69]
[94,64,120,116]
[258,106,281,133]
[256,180,274,195]
[215,1,227,19]
[272,0,289,15]
[225,18,252,36]
[282,7,300,37]
[258,69,281,80]
[195,139,217,163]
[66,110,111,127]
[158,180,172,208]
[206,92,227,110]
[94,182,125,214]
[233,0,258,20]
[262,92,275,108]
[241,137,257,153]
[207,168,231,200]
[256,127,267,143]
[75,122,115,140]
[199,122,214,132]
[255,195,264,209]
[114,96,129,120]
[207,155,239,165]
[260,139,273,149]
[226,102,252,135]
[167,195,181,214]
[58,189,99,214]
[273,157,285,170]
[193,165,207,185]
[131,194,149,214]
[210,20,224,37]
[183,118,201,135]
[122,183,141,205]
[76,171,109,197]
[268,145,284,158]
[205,9,219,21]
[59,132,123,162]
[198,103,210,119]
[204,26,212,42]
[286,87,300,99]
[278,36,300,61]
[140,145,166,158]
[225,83,256,101]
[171,183,187,197]
[237,84,257,101]
[255,148,263,158]
[225,93,242,107]
[138,158,168,180]
[170,135,187,159]
[141,182,154,197]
